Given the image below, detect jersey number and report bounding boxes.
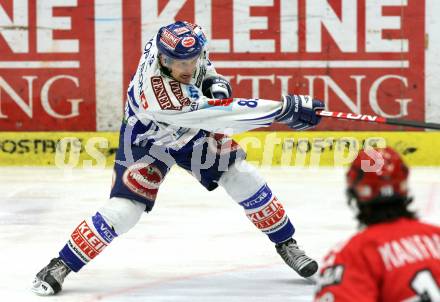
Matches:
[410,269,440,301]
[237,100,258,108]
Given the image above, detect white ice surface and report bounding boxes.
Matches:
[0,166,439,302]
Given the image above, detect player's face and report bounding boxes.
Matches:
[168,57,199,84]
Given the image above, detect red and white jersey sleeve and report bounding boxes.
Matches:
[314,218,440,302]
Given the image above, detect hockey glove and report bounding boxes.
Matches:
[202,76,232,99]
[275,95,325,130]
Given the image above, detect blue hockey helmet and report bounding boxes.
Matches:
[156,21,206,61]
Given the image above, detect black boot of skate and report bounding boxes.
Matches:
[31,257,71,295]
[276,238,318,278]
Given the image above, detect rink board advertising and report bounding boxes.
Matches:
[0,0,426,131]
[1,132,440,167]
[0,0,96,131]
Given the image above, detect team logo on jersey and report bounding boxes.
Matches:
[182,37,196,48]
[160,29,179,49]
[122,163,164,200]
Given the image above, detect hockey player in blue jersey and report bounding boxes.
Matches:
[32,21,325,295]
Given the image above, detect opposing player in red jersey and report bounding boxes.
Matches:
[314,147,440,302]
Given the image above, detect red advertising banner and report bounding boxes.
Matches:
[123,0,425,131]
[0,0,95,131]
[0,0,425,131]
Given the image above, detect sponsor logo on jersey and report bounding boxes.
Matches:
[71,220,108,260]
[122,163,164,200]
[160,29,179,49]
[182,37,196,48]
[189,101,199,111]
[195,65,206,87]
[148,54,155,67]
[138,61,146,92]
[208,98,233,107]
[169,81,191,107]
[151,76,179,110]
[143,38,153,59]
[187,85,200,99]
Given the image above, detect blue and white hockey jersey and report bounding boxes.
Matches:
[124,36,284,150]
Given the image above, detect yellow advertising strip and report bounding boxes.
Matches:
[0,132,439,167]
[0,132,119,167]
[232,132,440,167]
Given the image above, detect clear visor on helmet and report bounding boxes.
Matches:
[161,52,202,70]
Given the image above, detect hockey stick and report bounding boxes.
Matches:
[316,110,440,130]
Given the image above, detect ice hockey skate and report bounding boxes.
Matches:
[31,257,71,295]
[276,238,318,278]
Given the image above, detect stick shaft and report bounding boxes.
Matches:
[316,111,440,130]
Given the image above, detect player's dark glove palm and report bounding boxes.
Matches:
[275,95,325,130]
[202,76,232,99]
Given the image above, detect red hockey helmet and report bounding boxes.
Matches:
[346,147,409,203]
